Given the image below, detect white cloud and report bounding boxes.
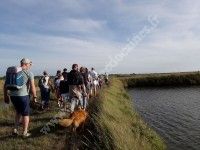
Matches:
[1,0,200,75]
[0,32,122,75]
[46,18,107,33]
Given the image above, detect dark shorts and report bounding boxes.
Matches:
[10,95,30,116]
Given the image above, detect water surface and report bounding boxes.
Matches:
[129,87,200,150]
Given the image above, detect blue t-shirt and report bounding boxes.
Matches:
[9,70,34,96]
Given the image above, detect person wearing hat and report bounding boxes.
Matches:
[4,58,37,137]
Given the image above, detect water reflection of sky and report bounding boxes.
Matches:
[129,87,200,150]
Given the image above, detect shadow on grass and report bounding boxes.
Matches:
[0,120,13,127]
[31,117,52,123]
[0,134,18,142]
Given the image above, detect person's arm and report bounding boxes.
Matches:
[3,83,9,104]
[30,79,37,102]
[49,78,54,92]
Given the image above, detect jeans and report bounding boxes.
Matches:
[40,87,50,107]
[70,97,84,112]
[70,98,77,112]
[83,96,88,109]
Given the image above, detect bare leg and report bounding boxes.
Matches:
[23,116,29,134]
[14,112,21,130]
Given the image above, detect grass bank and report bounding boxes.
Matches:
[121,72,200,88]
[91,78,166,150]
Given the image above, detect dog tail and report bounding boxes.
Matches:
[58,118,73,127]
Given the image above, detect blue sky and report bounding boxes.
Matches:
[0,0,200,76]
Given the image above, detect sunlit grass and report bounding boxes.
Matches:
[93,78,166,150]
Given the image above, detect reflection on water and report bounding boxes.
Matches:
[129,87,200,150]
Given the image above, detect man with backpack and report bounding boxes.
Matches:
[3,58,37,137]
[38,71,51,110]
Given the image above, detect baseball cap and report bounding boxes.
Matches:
[20,58,32,64]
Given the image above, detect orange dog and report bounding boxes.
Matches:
[58,109,88,132]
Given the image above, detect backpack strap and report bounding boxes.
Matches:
[22,70,31,92]
[22,70,30,81]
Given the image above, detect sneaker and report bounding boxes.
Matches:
[13,129,19,136]
[23,132,31,138]
[58,102,61,108]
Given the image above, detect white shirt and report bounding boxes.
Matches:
[43,76,49,86]
[90,70,98,79]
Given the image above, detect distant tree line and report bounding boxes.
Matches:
[122,72,200,88]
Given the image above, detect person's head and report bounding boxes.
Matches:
[63,68,67,72]
[43,71,48,76]
[56,70,61,76]
[72,64,78,71]
[57,72,62,79]
[80,67,85,73]
[20,58,32,70]
[85,68,88,73]
[62,72,68,80]
[91,67,95,71]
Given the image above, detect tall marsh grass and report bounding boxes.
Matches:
[90,78,166,150]
[122,72,200,88]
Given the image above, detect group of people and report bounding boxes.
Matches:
[3,58,109,137]
[39,64,107,112]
